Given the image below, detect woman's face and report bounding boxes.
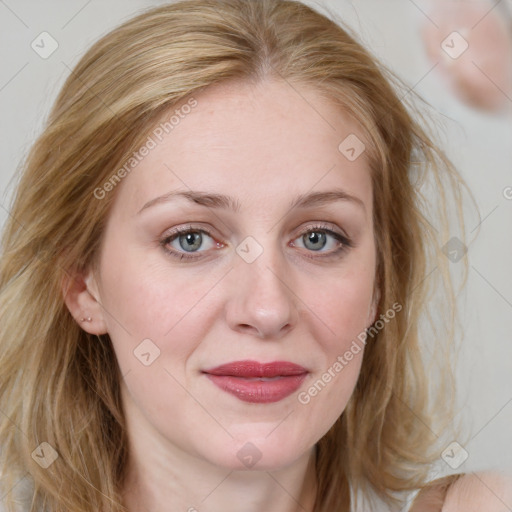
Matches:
[86,79,378,470]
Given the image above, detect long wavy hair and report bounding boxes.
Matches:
[0,0,472,511]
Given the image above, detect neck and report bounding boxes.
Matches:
[122,443,318,512]
[120,406,318,512]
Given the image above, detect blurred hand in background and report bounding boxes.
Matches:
[421,0,512,114]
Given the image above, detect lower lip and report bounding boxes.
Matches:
[205,374,307,403]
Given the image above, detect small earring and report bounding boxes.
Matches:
[80,316,92,322]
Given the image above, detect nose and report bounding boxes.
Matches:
[225,245,299,340]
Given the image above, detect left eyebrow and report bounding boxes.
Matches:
[289,189,366,215]
[137,188,366,216]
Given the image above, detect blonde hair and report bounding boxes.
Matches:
[0,1,472,511]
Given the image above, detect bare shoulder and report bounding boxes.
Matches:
[442,471,512,512]
[409,471,512,512]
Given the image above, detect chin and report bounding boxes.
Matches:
[196,431,313,472]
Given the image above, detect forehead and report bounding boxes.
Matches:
[113,78,373,216]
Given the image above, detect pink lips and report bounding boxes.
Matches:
[203,360,308,403]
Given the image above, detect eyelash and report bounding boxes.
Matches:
[159,223,353,262]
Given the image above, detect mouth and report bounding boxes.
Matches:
[202,360,308,403]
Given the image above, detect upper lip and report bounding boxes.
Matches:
[203,360,308,377]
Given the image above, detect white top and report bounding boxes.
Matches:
[0,475,34,512]
[353,487,421,511]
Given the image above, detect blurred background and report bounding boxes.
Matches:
[0,0,511,476]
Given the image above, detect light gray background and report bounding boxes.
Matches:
[0,0,511,474]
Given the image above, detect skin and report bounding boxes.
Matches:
[63,78,380,512]
[442,472,512,512]
[409,472,512,511]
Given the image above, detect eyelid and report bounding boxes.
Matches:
[161,224,216,240]
[295,221,349,241]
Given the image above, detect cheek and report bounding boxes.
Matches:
[312,264,375,347]
[298,262,375,406]
[314,285,369,381]
[321,285,371,336]
[295,291,368,443]
[97,244,219,370]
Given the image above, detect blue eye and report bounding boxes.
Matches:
[160,223,352,261]
[290,224,352,259]
[294,229,340,252]
[160,226,218,260]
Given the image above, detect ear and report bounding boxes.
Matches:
[61,266,109,335]
[367,286,380,327]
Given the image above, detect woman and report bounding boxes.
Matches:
[0,0,509,511]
